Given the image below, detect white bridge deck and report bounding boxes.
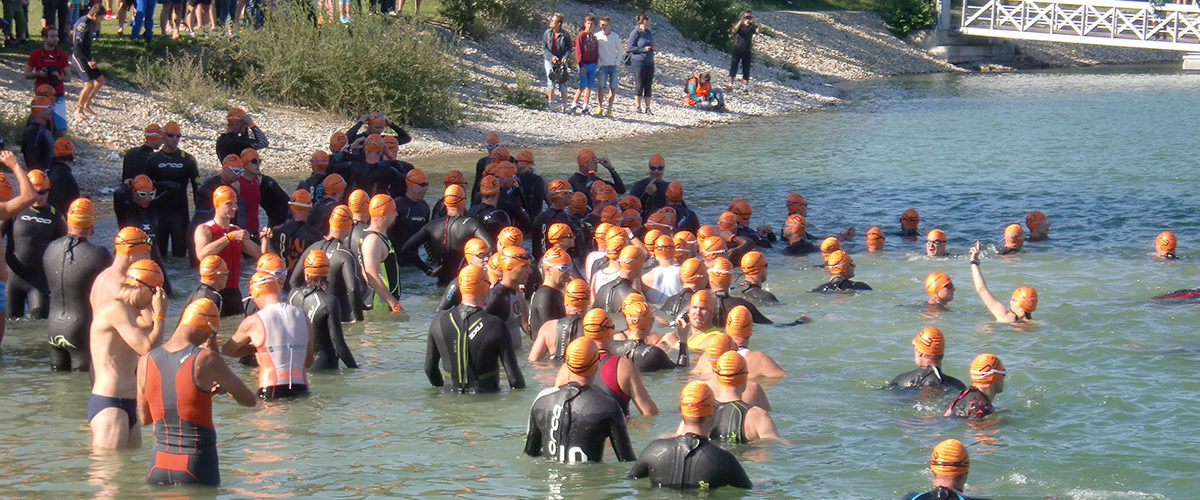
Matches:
[959,0,1200,51]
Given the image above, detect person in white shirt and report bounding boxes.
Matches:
[593,16,623,117]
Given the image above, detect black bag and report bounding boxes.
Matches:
[621,51,631,66]
[550,62,571,84]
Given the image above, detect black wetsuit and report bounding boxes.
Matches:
[732,282,778,306]
[362,230,400,307]
[567,170,626,202]
[626,433,753,489]
[359,163,406,198]
[307,197,337,236]
[288,237,363,322]
[121,144,157,181]
[145,148,200,258]
[608,338,679,372]
[531,206,579,261]
[349,221,370,309]
[484,282,526,346]
[528,285,565,337]
[424,304,525,394]
[21,122,55,172]
[401,215,492,287]
[629,178,668,215]
[43,234,110,371]
[997,247,1020,255]
[497,190,532,233]
[257,175,291,229]
[287,284,357,370]
[435,281,461,312]
[524,382,637,463]
[185,284,224,312]
[516,170,546,220]
[903,487,990,500]
[549,314,583,361]
[464,202,513,243]
[783,239,817,255]
[45,161,80,216]
[735,225,772,249]
[113,186,173,294]
[660,288,697,319]
[710,400,753,444]
[297,173,327,202]
[3,204,64,319]
[345,121,412,147]
[666,202,700,234]
[946,387,994,420]
[594,277,637,314]
[469,153,511,200]
[214,127,269,162]
[269,219,322,272]
[811,277,872,293]
[713,291,772,325]
[390,195,431,268]
[888,365,966,391]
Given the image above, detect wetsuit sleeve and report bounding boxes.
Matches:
[424,319,443,387]
[261,177,290,227]
[346,122,364,143]
[387,124,412,146]
[187,155,200,200]
[524,405,543,457]
[746,301,772,324]
[724,457,753,489]
[339,250,364,321]
[288,258,305,289]
[247,126,269,151]
[400,223,432,256]
[626,455,650,479]
[468,219,493,251]
[609,417,637,462]
[436,282,458,311]
[498,331,525,389]
[326,299,357,368]
[607,168,626,195]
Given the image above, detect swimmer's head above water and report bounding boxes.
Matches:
[924,272,953,306]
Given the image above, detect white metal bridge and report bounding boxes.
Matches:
[959,0,1200,51]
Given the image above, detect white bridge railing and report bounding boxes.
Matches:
[960,0,1200,50]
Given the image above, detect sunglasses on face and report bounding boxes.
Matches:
[649,166,664,172]
[165,134,181,139]
[248,159,260,164]
[414,182,429,187]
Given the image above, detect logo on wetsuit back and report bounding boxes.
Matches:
[547,403,588,463]
[466,319,483,340]
[20,215,52,225]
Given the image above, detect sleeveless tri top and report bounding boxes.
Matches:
[253,303,309,389]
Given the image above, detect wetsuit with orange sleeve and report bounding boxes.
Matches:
[524,382,636,463]
[144,344,221,486]
[626,433,752,489]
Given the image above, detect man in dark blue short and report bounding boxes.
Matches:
[70,4,105,120]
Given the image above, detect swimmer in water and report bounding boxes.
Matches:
[263,189,321,271]
[400,185,492,287]
[866,226,885,253]
[1025,210,1049,241]
[685,351,778,443]
[287,250,357,371]
[44,198,111,371]
[186,255,227,312]
[528,246,571,336]
[782,215,817,255]
[660,257,706,318]
[544,222,580,275]
[425,265,525,393]
[945,353,1005,420]
[388,168,432,269]
[899,208,920,237]
[298,151,331,207]
[484,245,533,346]
[590,231,626,292]
[819,236,841,260]
[626,381,752,489]
[732,251,777,305]
[242,253,287,317]
[967,241,1037,323]
[194,186,263,317]
[902,438,990,500]
[91,227,152,314]
[812,250,872,293]
[526,337,636,463]
[138,299,257,487]
[554,308,659,416]
[289,205,363,322]
[1155,231,1177,260]
[662,289,721,352]
[88,259,167,450]
[997,224,1023,255]
[222,271,314,400]
[640,234,681,304]
[529,277,590,362]
[144,121,199,259]
[434,237,490,312]
[609,297,686,371]
[925,229,948,257]
[708,256,772,325]
[307,173,346,236]
[361,194,404,313]
[3,168,64,319]
[886,327,966,392]
[924,271,954,312]
[691,333,771,410]
[594,245,647,314]
[724,305,786,378]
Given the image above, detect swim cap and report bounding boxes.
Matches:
[249,270,281,299]
[697,225,715,241]
[680,258,707,285]
[725,305,752,338]
[576,148,596,168]
[212,185,237,207]
[658,207,677,224]
[1026,210,1047,231]
[316,204,348,232]
[130,174,153,194]
[619,195,641,214]
[582,308,614,342]
[369,194,396,218]
[644,212,672,232]
[348,189,369,216]
[717,211,737,232]
[493,162,516,179]
[547,223,572,246]
[825,250,852,273]
[0,175,11,201]
[1011,286,1038,313]
[221,154,244,171]
[144,124,163,141]
[680,380,716,418]
[564,278,590,308]
[666,181,684,201]
[163,120,181,135]
[547,179,572,199]
[383,135,399,154]
[458,265,489,297]
[700,236,726,258]
[28,169,50,191]
[569,192,588,213]
[785,214,807,235]
[599,205,620,225]
[648,153,665,167]
[708,256,733,288]
[740,251,766,277]
[927,229,946,243]
[497,226,523,248]
[930,439,970,477]
[443,185,466,208]
[593,223,613,246]
[616,245,645,271]
[543,246,571,268]
[597,185,619,204]
[226,107,246,123]
[30,96,53,113]
[364,134,385,153]
[181,298,220,334]
[1004,223,1024,244]
[705,333,734,360]
[690,289,713,309]
[642,229,663,253]
[516,150,534,166]
[866,226,885,249]
[114,227,151,255]
[199,254,228,282]
[786,193,807,214]
[715,351,749,387]
[654,235,675,260]
[486,253,503,283]
[66,198,95,228]
[901,208,920,230]
[464,237,490,259]
[820,237,841,256]
[618,208,641,229]
[499,245,532,271]
[622,300,652,329]
[925,272,952,296]
[912,327,945,356]
[728,199,752,225]
[310,150,329,167]
[490,146,510,160]
[323,174,347,195]
[443,170,465,186]
[256,253,286,278]
[969,353,1006,385]
[1156,231,1177,254]
[485,132,500,146]
[479,175,499,195]
[124,259,164,288]
[35,84,55,98]
[240,148,259,165]
[565,337,600,376]
[289,189,313,212]
[53,137,74,158]
[605,234,626,259]
[304,249,330,278]
[674,231,697,260]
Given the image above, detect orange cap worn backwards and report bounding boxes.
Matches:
[498,226,523,248]
[239,148,259,165]
[569,192,588,213]
[665,181,684,202]
[565,336,600,376]
[199,254,229,282]
[1004,223,1024,244]
[565,278,591,308]
[30,96,53,113]
[464,237,490,259]
[547,179,572,199]
[654,234,675,260]
[459,265,490,297]
[249,270,281,299]
[912,327,945,356]
[363,134,385,153]
[443,170,466,186]
[680,380,716,418]
[785,214,807,236]
[925,272,952,296]
[212,185,237,208]
[927,228,947,243]
[820,236,842,257]
[369,194,395,218]
[583,308,615,342]
[144,123,163,141]
[516,150,535,166]
[114,226,151,255]
[226,107,246,123]
[705,332,734,361]
[405,168,428,187]
[124,259,164,288]
[708,256,733,288]
[969,353,1006,385]
[729,199,752,225]
[303,249,330,278]
[620,208,641,229]
[66,198,95,228]
[547,223,572,246]
[717,211,737,232]
[576,148,597,169]
[256,253,286,278]
[680,258,707,285]
[901,208,920,230]
[1156,231,1177,254]
[825,250,853,274]
[715,350,749,388]
[700,236,726,258]
[622,299,653,330]
[444,185,467,209]
[1011,286,1038,313]
[618,245,646,271]
[28,169,50,191]
[1026,210,1047,231]
[330,131,348,151]
[323,174,347,195]
[181,298,220,335]
[348,189,369,216]
[53,137,74,158]
[289,189,313,213]
[725,304,752,338]
[487,253,504,282]
[930,439,970,477]
[741,251,767,276]
[310,150,329,168]
[619,195,641,213]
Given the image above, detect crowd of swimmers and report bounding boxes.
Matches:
[5,94,1186,495]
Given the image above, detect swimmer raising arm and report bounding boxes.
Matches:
[968,241,1036,323]
[0,152,38,219]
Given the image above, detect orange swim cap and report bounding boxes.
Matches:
[912,327,945,356]
[310,150,329,167]
[348,189,369,216]
[717,211,737,232]
[53,137,74,158]
[619,195,641,213]
[924,272,952,296]
[304,249,330,278]
[740,251,767,277]
[66,198,95,228]
[330,131,347,151]
[181,298,220,334]
[130,174,153,194]
[673,231,697,260]
[479,175,499,196]
[725,305,752,338]
[221,154,244,171]
[696,225,715,241]
[644,212,672,232]
[248,271,281,299]
[199,254,228,282]
[289,189,313,213]
[226,107,246,122]
[1025,210,1047,231]
[497,245,531,272]
[700,236,726,258]
[576,149,596,168]
[493,162,516,179]
[458,265,489,297]
[329,205,354,232]
[1011,286,1038,313]
[654,235,675,260]
[666,181,684,201]
[582,308,614,342]
[825,250,852,274]
[144,123,163,140]
[708,257,733,288]
[405,169,427,187]
[599,205,620,225]
[728,199,752,225]
[618,245,646,271]
[212,185,237,207]
[786,193,807,214]
[680,258,707,285]
[369,194,395,218]
[28,169,50,191]
[785,214,806,235]
[1156,231,1177,254]
[239,148,259,165]
[125,259,164,288]
[564,278,590,308]
[443,170,466,186]
[680,380,716,418]
[1004,224,1024,244]
[543,246,571,268]
[162,120,181,135]
[497,226,523,248]
[491,146,510,161]
[926,228,946,243]
[605,234,626,259]
[29,96,53,113]
[114,227,151,255]
[648,153,665,167]
[363,134,385,153]
[705,333,734,360]
[515,150,534,166]
[383,135,399,153]
[691,289,714,309]
[642,229,663,252]
[464,237,490,259]
[565,192,587,212]
[622,300,653,329]
[969,353,1006,385]
[547,179,572,199]
[485,132,500,146]
[901,208,920,230]
[565,337,600,376]
[547,223,572,246]
[323,174,347,195]
[820,236,841,256]
[598,186,620,204]
[443,185,466,209]
[715,351,749,387]
[658,206,677,224]
[256,253,286,278]
[866,226,885,249]
[930,439,970,477]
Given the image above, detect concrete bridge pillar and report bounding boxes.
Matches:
[1185,53,1200,71]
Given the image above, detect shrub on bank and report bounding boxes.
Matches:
[595,0,739,51]
[879,0,935,37]
[440,0,541,38]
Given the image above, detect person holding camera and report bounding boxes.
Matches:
[542,12,573,112]
[25,27,70,137]
[729,11,760,91]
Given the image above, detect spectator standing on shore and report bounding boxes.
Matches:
[43,0,68,37]
[131,0,156,40]
[729,11,760,91]
[188,0,216,36]
[159,0,184,38]
[70,4,104,120]
[627,13,655,114]
[542,13,572,112]
[3,0,31,46]
[570,15,599,115]
[593,16,620,117]
[26,28,70,137]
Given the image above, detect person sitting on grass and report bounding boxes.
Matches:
[684,73,725,111]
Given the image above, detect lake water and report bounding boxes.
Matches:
[2,65,1198,498]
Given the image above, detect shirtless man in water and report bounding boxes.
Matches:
[90,226,152,312]
[88,258,167,450]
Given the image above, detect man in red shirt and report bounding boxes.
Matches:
[24,27,70,136]
[570,15,599,114]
